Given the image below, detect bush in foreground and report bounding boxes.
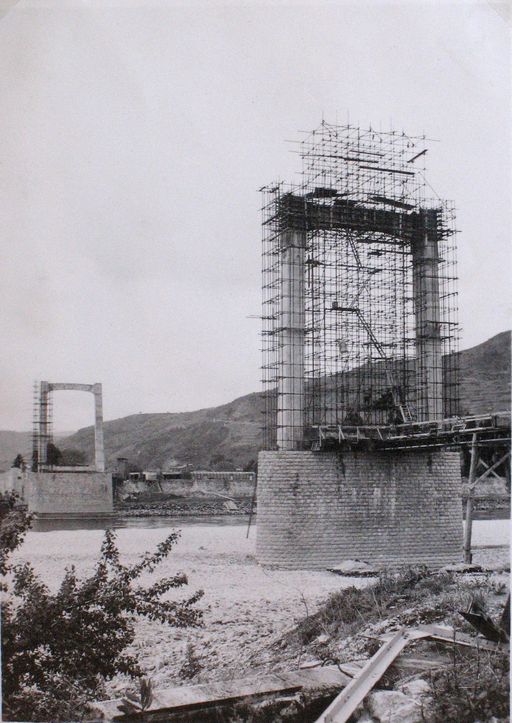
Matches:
[1,509,203,722]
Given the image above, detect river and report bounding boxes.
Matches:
[31,515,510,549]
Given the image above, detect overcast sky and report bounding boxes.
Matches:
[0,0,510,431]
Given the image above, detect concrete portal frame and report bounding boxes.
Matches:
[36,381,105,472]
[265,195,448,450]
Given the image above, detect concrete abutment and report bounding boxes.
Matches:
[27,472,113,518]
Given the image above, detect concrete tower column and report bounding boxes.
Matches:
[93,383,105,472]
[412,210,442,421]
[277,229,306,450]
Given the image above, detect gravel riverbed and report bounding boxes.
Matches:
[11,520,510,696]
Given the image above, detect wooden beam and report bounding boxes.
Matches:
[471,452,510,490]
[90,667,350,722]
[477,458,502,481]
[316,628,430,723]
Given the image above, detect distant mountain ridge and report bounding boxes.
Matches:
[0,331,509,472]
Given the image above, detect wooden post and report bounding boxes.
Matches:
[463,433,478,564]
[246,475,257,539]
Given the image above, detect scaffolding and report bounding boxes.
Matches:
[32,380,53,471]
[262,121,459,450]
[31,381,105,472]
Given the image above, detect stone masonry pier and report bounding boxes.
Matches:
[256,449,463,569]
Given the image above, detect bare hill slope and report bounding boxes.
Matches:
[61,392,264,471]
[456,330,510,415]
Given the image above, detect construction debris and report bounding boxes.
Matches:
[459,594,510,643]
[315,624,509,722]
[328,560,379,577]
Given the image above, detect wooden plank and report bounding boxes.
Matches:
[315,624,510,723]
[416,624,510,653]
[393,655,449,672]
[90,666,350,721]
[378,624,509,653]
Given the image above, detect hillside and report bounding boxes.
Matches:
[0,430,77,473]
[2,331,509,472]
[457,330,511,415]
[61,392,264,472]
[0,431,32,473]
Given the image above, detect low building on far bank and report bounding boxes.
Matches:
[117,468,256,499]
[190,470,256,497]
[191,470,255,483]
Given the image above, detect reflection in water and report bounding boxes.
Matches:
[31,515,249,533]
[29,514,509,549]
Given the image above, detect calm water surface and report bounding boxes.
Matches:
[31,515,509,548]
[31,515,248,532]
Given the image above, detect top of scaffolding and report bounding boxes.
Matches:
[264,120,447,215]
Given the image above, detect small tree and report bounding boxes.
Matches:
[46,442,62,466]
[179,642,203,680]
[11,454,25,469]
[59,447,87,466]
[1,513,203,721]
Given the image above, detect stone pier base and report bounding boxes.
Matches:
[256,449,463,569]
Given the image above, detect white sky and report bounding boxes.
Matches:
[0,0,510,431]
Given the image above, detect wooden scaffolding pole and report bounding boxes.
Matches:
[463,433,478,564]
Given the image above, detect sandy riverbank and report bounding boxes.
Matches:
[10,521,510,695]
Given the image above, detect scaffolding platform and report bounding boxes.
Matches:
[311,411,511,452]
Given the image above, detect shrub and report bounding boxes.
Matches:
[428,646,509,722]
[294,566,465,646]
[179,641,203,680]
[118,677,154,717]
[0,492,32,577]
[1,514,203,722]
